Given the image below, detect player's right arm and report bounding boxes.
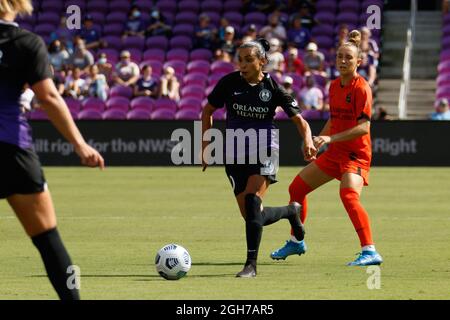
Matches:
[31,79,104,169]
[201,104,215,171]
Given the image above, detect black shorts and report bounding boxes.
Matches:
[0,141,47,199]
[225,160,278,196]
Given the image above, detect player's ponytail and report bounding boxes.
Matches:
[0,0,33,17]
[239,38,270,61]
[342,29,362,59]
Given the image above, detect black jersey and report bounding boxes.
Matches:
[0,20,52,149]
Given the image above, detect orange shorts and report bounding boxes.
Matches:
[314,151,370,186]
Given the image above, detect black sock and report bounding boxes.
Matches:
[244,194,264,266]
[32,228,80,300]
[262,204,305,241]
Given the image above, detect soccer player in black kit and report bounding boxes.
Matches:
[201,38,317,277]
[0,1,104,299]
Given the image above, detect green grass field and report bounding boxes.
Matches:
[1,167,449,300]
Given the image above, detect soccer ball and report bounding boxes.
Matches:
[155,244,191,280]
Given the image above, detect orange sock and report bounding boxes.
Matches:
[288,175,313,226]
[340,188,374,247]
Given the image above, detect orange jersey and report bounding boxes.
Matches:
[327,75,372,169]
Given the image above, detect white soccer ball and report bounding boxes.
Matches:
[155,244,191,280]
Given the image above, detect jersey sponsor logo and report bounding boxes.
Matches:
[346,93,352,104]
[232,103,269,119]
[259,89,272,102]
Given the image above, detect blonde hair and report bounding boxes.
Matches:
[0,0,33,17]
[341,29,362,59]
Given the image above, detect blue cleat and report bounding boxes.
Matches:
[270,240,307,260]
[347,251,383,266]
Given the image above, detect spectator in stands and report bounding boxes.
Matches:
[244,24,258,42]
[68,38,94,75]
[430,98,450,120]
[214,48,232,63]
[299,75,323,111]
[144,9,171,37]
[331,24,349,57]
[358,52,377,90]
[113,50,140,87]
[360,27,380,67]
[373,106,393,121]
[259,14,287,46]
[50,65,65,96]
[194,14,218,50]
[243,0,278,14]
[85,65,109,101]
[96,53,113,82]
[48,40,69,73]
[50,16,75,54]
[284,47,305,75]
[282,75,297,100]
[264,38,285,77]
[219,26,237,57]
[326,55,340,80]
[159,66,180,102]
[77,15,105,50]
[123,5,146,39]
[289,2,316,31]
[304,42,325,74]
[64,67,86,100]
[134,65,159,98]
[287,16,311,49]
[218,18,231,42]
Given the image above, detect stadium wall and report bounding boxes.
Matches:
[30,120,450,166]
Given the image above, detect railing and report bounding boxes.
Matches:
[398,0,417,119]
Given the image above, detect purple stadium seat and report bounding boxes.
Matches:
[210,61,235,74]
[87,12,106,25]
[301,109,323,120]
[202,0,223,12]
[223,12,243,26]
[438,60,450,73]
[64,0,87,12]
[244,12,267,26]
[157,0,177,14]
[312,24,335,38]
[163,61,187,75]
[443,25,450,37]
[224,0,243,12]
[37,12,59,25]
[442,37,450,50]
[127,48,143,63]
[274,111,290,120]
[315,0,337,12]
[106,12,127,25]
[143,49,165,63]
[135,0,154,12]
[109,0,131,12]
[175,109,200,120]
[154,98,178,112]
[109,85,133,99]
[178,0,200,13]
[34,24,54,37]
[102,109,127,120]
[190,48,213,62]
[139,60,163,76]
[339,0,360,12]
[29,109,49,120]
[361,0,384,10]
[314,36,334,49]
[187,60,210,74]
[208,73,226,86]
[145,36,169,51]
[82,97,106,111]
[201,12,221,27]
[123,36,145,51]
[175,12,198,25]
[130,97,155,111]
[437,73,450,86]
[98,48,119,64]
[87,0,108,13]
[166,48,190,62]
[169,36,193,50]
[106,96,130,112]
[212,107,226,120]
[314,12,335,25]
[64,98,82,112]
[205,84,215,97]
[312,74,328,88]
[436,85,450,98]
[78,109,103,120]
[151,108,176,120]
[103,23,123,36]
[172,24,195,37]
[336,12,359,25]
[440,49,450,62]
[178,97,203,111]
[285,73,304,88]
[127,108,152,120]
[41,0,64,12]
[181,85,205,100]
[103,36,122,50]
[183,73,208,86]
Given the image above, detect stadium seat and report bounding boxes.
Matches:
[145,36,169,51]
[78,109,103,120]
[139,60,163,76]
[274,111,289,120]
[130,97,155,112]
[151,108,176,120]
[339,0,360,12]
[102,23,124,36]
[105,11,127,25]
[175,109,200,120]
[156,0,177,14]
[106,97,130,112]
[82,97,106,111]
[163,61,187,75]
[187,60,210,74]
[109,0,131,12]
[169,36,193,50]
[210,61,235,74]
[178,97,203,112]
[103,36,122,50]
[208,73,226,86]
[64,0,86,12]
[314,36,334,49]
[127,108,152,120]
[87,12,106,25]
[123,36,145,51]
[102,109,127,120]
[315,0,337,12]
[34,24,54,37]
[212,107,226,120]
[336,12,359,25]
[201,0,223,13]
[244,12,267,26]
[98,48,119,64]
[154,98,178,112]
[172,24,195,37]
[166,48,190,63]
[201,12,221,27]
[183,73,208,87]
[301,109,323,120]
[312,16,335,30]
[223,12,243,26]
[87,0,108,13]
[64,98,82,112]
[109,86,133,99]
[127,48,143,63]
[189,48,213,62]
[175,12,198,25]
[41,0,64,12]
[29,109,49,120]
[178,0,200,13]
[224,0,243,13]
[143,49,165,63]
[181,85,204,100]
[37,12,59,25]
[135,0,154,12]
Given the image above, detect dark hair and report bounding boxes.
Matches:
[238,38,270,60]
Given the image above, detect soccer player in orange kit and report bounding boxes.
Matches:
[270,30,383,266]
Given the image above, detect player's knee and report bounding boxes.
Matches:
[244,193,263,225]
[288,175,309,199]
